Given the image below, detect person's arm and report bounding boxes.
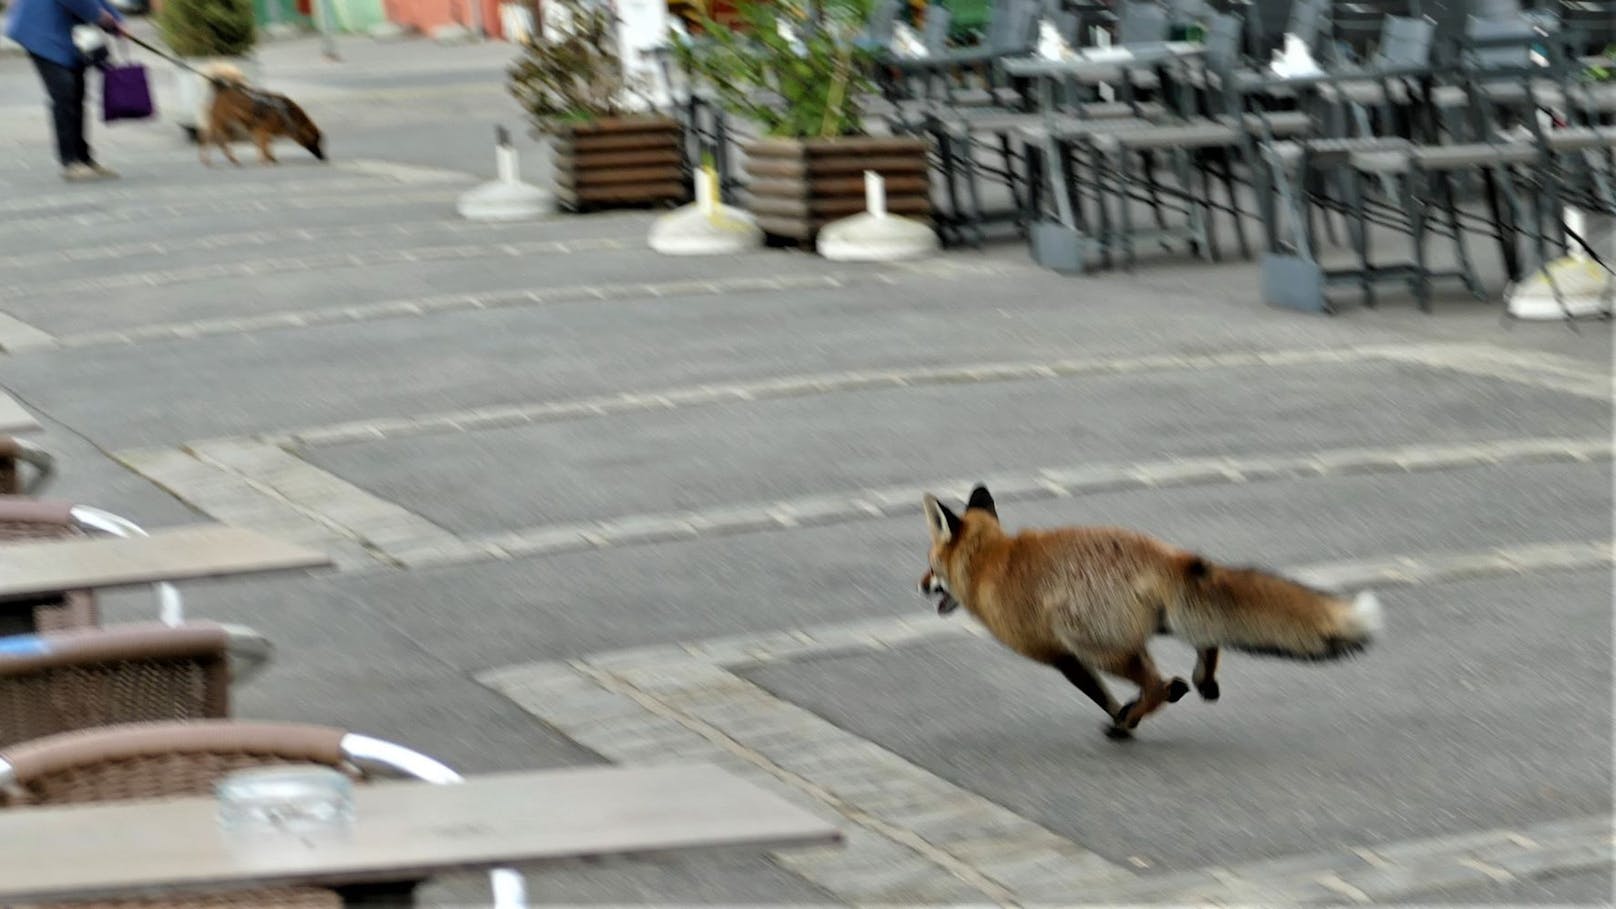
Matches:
[96,0,122,32]
[52,0,121,31]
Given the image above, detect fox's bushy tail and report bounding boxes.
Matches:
[1163,556,1383,660]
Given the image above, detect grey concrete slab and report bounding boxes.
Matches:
[302,361,1608,534]
[1,245,851,335]
[742,569,1613,874]
[0,410,201,528]
[0,277,1464,450]
[326,462,1607,672]
[102,573,601,775]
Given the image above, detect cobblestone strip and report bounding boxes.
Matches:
[480,658,1120,905]
[430,438,1610,567]
[268,344,1393,448]
[183,439,467,568]
[0,238,631,301]
[35,264,1014,352]
[0,188,458,234]
[1064,814,1613,904]
[332,159,475,184]
[0,176,430,216]
[115,447,377,570]
[0,311,55,351]
[216,341,1595,450]
[0,217,645,272]
[1378,344,1614,401]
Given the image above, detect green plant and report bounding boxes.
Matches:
[1587,43,1615,82]
[507,0,649,133]
[672,0,876,139]
[156,0,256,58]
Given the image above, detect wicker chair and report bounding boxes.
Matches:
[0,622,272,748]
[0,720,528,908]
[0,498,184,635]
[0,435,54,496]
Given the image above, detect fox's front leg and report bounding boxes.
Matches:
[1052,654,1130,735]
[1193,647,1220,701]
[1101,650,1191,739]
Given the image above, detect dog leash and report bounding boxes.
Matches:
[120,32,293,121]
[119,32,232,86]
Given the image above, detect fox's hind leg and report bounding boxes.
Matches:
[1193,647,1221,701]
[1102,650,1190,739]
[1052,654,1122,723]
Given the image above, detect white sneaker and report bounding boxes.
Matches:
[61,163,97,182]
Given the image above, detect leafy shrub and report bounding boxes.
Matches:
[507,0,649,133]
[157,0,256,58]
[672,0,876,139]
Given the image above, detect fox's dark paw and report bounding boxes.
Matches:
[1103,721,1134,741]
[1197,679,1220,702]
[1166,678,1191,702]
[1106,701,1140,739]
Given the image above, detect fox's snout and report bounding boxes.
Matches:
[919,570,959,615]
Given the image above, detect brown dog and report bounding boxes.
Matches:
[198,63,325,166]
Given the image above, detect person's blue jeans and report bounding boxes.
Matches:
[29,52,92,167]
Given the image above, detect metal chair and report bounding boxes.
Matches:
[0,622,271,747]
[0,720,528,908]
[858,0,908,49]
[0,435,54,496]
[0,498,186,636]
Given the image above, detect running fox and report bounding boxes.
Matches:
[918,485,1383,739]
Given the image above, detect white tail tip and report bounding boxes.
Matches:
[1350,591,1384,637]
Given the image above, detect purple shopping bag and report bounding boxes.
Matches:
[102,61,155,122]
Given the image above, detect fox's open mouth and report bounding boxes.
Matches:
[919,571,959,615]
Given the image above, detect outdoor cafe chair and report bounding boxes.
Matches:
[0,435,54,496]
[0,621,271,748]
[0,720,528,908]
[0,498,185,636]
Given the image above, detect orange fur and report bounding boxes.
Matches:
[920,486,1382,737]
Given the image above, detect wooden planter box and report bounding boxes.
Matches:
[742,136,931,247]
[552,116,687,212]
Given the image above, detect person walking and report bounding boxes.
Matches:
[5,0,123,181]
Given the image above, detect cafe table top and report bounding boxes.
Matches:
[0,763,842,903]
[0,524,333,601]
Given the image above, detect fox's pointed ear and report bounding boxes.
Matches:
[966,484,997,519]
[923,493,961,544]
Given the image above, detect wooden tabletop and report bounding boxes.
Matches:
[0,391,40,435]
[0,525,332,601]
[0,764,842,903]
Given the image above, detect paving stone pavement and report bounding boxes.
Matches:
[0,23,1611,907]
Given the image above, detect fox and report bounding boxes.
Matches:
[918,484,1383,740]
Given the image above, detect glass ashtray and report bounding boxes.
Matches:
[216,765,356,849]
